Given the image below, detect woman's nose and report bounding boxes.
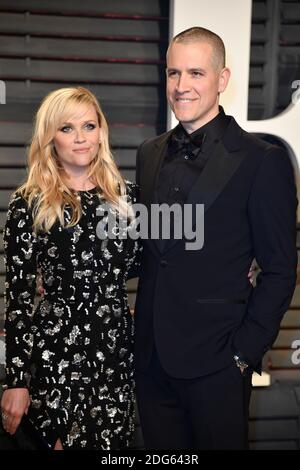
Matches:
[74,129,86,142]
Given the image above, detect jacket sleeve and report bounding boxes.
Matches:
[233,147,298,368]
[3,193,38,389]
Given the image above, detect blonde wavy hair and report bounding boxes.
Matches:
[19,86,131,231]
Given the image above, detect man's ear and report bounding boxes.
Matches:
[218,67,231,93]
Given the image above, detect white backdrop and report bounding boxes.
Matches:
[169,0,300,193]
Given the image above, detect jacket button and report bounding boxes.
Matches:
[160,260,168,267]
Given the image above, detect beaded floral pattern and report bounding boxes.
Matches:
[3,182,141,449]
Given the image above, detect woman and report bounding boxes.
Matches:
[0,87,140,450]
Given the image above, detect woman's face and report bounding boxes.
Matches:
[53,104,101,174]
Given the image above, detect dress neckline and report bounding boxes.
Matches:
[73,186,98,194]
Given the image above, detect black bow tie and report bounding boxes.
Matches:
[169,126,206,159]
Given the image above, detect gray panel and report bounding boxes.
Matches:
[0,146,137,169]
[290,284,300,306]
[270,369,300,382]
[251,24,267,43]
[0,13,165,40]
[114,149,137,167]
[251,2,267,21]
[250,385,299,418]
[248,87,265,105]
[127,293,136,310]
[0,147,27,166]
[126,278,138,292]
[119,169,136,183]
[273,329,300,348]
[249,419,298,440]
[281,309,300,327]
[0,297,4,322]
[0,102,159,126]
[250,45,266,65]
[102,104,159,126]
[281,25,300,43]
[0,0,166,16]
[294,385,300,404]
[0,190,13,209]
[0,103,38,122]
[0,212,7,232]
[5,82,160,106]
[250,440,298,450]
[0,121,156,147]
[267,350,297,368]
[0,275,4,294]
[109,125,156,147]
[0,36,162,62]
[0,121,32,145]
[0,168,27,187]
[279,46,300,62]
[277,84,296,107]
[249,66,265,86]
[282,4,300,21]
[0,59,162,84]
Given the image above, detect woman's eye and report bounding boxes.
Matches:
[85,123,96,130]
[60,126,72,133]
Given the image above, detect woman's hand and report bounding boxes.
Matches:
[1,388,30,435]
[248,261,260,285]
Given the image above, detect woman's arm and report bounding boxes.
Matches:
[1,192,38,405]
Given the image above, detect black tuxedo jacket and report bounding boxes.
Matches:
[134,117,297,378]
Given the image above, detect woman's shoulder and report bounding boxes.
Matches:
[6,190,33,220]
[8,190,29,207]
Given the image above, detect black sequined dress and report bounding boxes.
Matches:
[3,183,140,449]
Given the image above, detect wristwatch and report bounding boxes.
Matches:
[233,355,249,374]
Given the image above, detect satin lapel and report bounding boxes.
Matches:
[139,131,171,255]
[163,139,247,254]
[186,139,246,212]
[139,131,171,208]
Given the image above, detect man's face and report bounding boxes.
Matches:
[166,41,230,133]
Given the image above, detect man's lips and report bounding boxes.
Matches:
[175,98,197,103]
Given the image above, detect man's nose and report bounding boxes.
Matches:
[176,74,190,93]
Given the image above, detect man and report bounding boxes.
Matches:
[134,27,297,449]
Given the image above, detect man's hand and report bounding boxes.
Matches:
[1,388,30,435]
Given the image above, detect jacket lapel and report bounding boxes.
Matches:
[163,119,247,254]
[139,130,172,209]
[139,130,171,255]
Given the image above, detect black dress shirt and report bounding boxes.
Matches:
[156,107,231,206]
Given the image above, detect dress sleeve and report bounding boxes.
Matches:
[3,193,38,389]
[124,180,143,279]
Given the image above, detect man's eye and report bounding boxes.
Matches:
[168,71,178,77]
